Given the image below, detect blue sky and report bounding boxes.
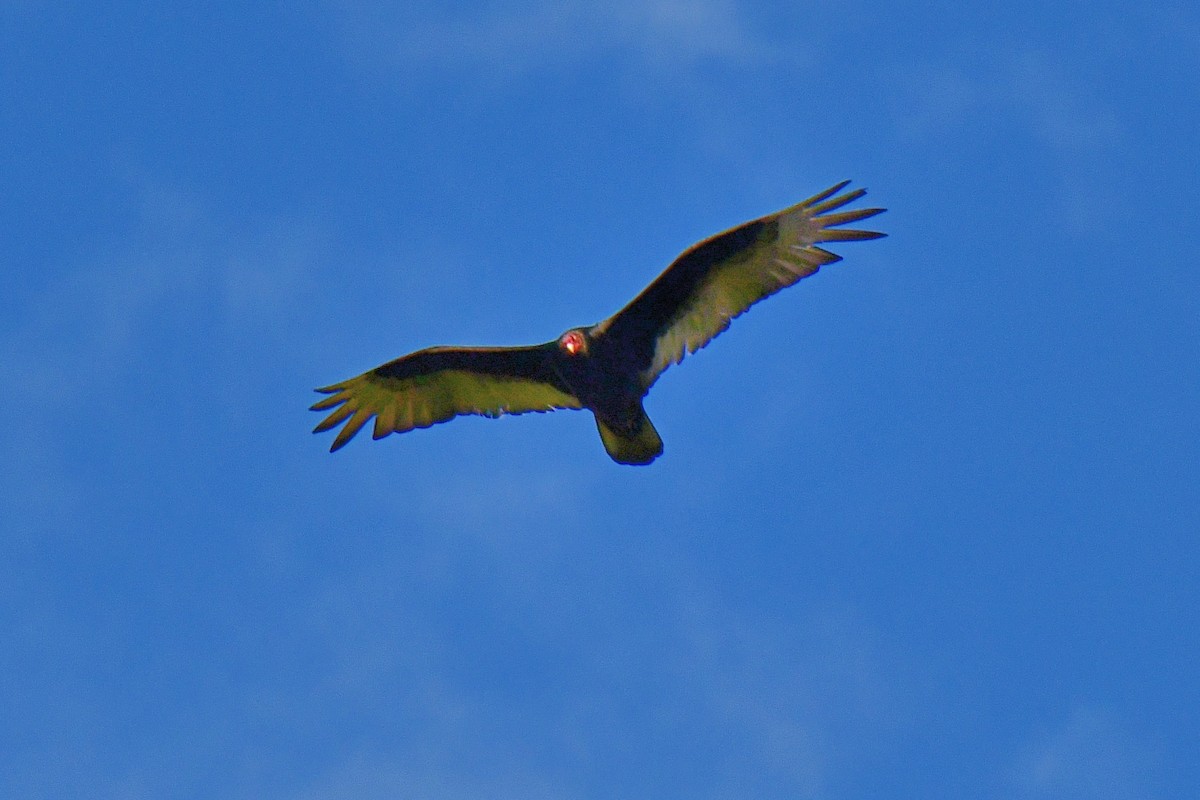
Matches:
[2,2,1198,798]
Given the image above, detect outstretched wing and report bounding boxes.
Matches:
[311,344,581,452]
[594,181,885,388]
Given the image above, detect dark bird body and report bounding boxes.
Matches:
[312,181,886,465]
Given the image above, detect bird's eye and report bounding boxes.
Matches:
[559,331,586,356]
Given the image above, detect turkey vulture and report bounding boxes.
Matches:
[312,181,885,465]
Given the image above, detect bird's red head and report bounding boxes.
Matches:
[558,330,587,356]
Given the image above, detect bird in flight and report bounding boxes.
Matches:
[312,181,885,465]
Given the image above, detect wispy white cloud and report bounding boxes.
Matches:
[890,47,1125,232]
[0,178,327,539]
[290,536,902,800]
[892,49,1121,153]
[325,0,777,81]
[1003,51,1122,153]
[6,181,321,401]
[1013,707,1158,800]
[293,750,571,800]
[1145,3,1200,63]
[670,599,902,798]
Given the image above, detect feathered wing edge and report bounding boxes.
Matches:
[310,345,582,452]
[598,180,886,387]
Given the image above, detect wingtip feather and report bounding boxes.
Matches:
[817,206,885,227]
[801,180,852,207]
[818,228,888,242]
[313,403,354,434]
[810,246,843,264]
[808,187,868,216]
[309,393,348,412]
[330,408,372,452]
